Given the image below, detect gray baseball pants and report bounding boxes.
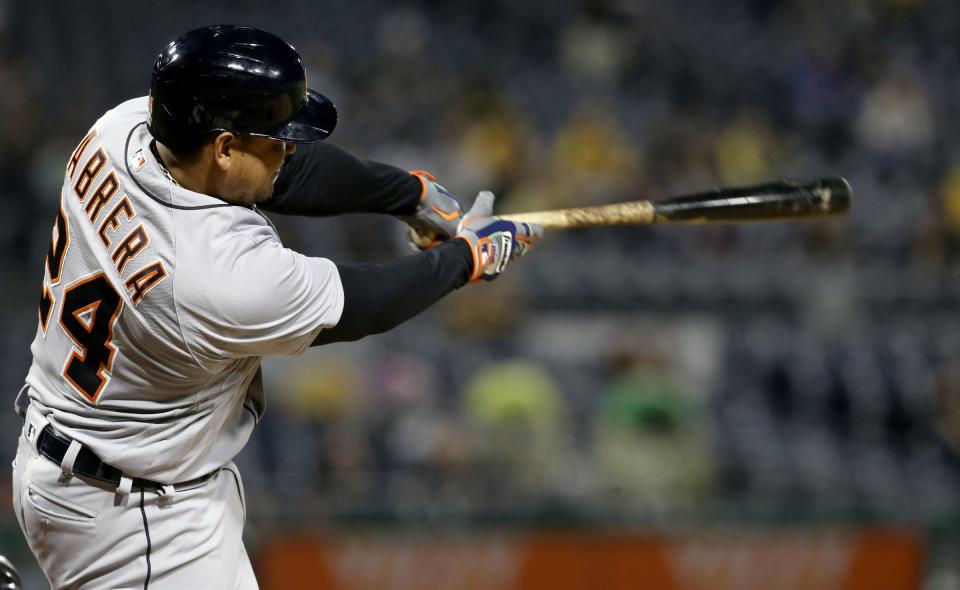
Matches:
[11,406,258,589]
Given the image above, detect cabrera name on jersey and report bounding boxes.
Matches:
[24,97,344,482]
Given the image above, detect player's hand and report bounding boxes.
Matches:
[401,170,464,250]
[456,191,542,282]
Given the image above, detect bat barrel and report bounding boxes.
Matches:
[653,177,852,223]
[498,177,852,229]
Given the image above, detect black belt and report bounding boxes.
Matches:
[36,425,215,491]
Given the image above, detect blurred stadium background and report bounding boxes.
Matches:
[1,0,958,587]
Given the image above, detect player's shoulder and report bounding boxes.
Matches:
[89,96,149,134]
[177,205,276,251]
[174,208,328,289]
[171,209,333,328]
[77,97,149,156]
[172,206,283,283]
[98,96,150,126]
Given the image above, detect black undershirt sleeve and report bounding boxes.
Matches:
[263,140,469,344]
[262,141,422,217]
[312,239,473,345]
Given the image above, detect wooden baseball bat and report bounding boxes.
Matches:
[498,177,851,229]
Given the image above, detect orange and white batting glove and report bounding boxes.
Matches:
[401,170,464,250]
[456,191,542,282]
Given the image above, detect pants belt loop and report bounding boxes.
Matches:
[14,384,28,419]
[60,439,83,478]
[117,475,133,497]
[158,484,176,505]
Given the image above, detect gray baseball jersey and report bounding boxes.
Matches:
[22,96,344,483]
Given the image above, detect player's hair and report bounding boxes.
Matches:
[162,133,214,161]
[160,131,265,166]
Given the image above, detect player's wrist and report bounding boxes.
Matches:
[454,235,484,282]
[400,170,464,250]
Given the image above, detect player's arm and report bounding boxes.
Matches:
[313,239,471,344]
[264,141,420,216]
[178,194,536,361]
[313,192,541,345]
[261,141,463,244]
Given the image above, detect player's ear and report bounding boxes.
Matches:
[212,132,236,171]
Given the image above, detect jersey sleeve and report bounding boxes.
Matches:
[176,235,344,366]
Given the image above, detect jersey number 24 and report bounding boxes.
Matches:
[39,207,123,404]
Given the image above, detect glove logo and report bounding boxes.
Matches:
[493,233,512,274]
[431,206,461,221]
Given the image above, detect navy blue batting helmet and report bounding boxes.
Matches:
[148,25,337,152]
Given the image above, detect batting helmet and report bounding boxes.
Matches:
[148,25,337,152]
[0,555,22,590]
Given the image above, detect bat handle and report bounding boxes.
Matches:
[499,201,656,229]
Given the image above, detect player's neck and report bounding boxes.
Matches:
[153,141,220,199]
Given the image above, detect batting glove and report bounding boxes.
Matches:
[400,170,464,250]
[456,191,542,282]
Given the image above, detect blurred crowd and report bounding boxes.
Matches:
[2,0,960,533]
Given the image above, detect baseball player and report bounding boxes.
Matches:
[11,25,540,589]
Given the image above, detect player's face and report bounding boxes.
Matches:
[220,136,296,205]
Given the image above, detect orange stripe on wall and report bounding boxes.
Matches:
[256,529,923,590]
